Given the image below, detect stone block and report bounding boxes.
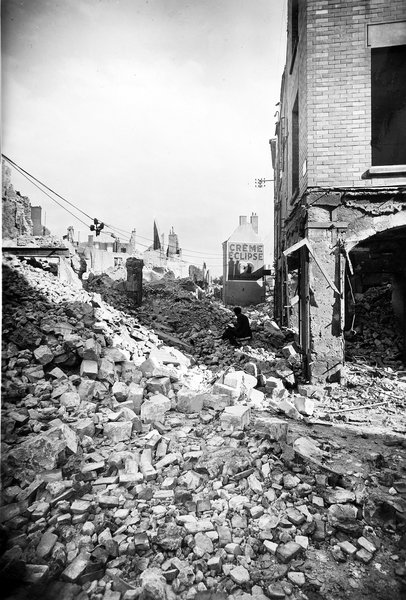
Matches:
[278,398,302,420]
[293,395,315,416]
[220,405,251,431]
[327,504,359,533]
[212,382,239,399]
[139,357,161,377]
[61,551,90,582]
[34,345,54,365]
[247,388,265,405]
[264,320,285,337]
[140,394,171,423]
[146,376,171,395]
[24,366,45,383]
[264,540,278,554]
[252,417,288,442]
[103,421,133,442]
[155,453,179,471]
[275,541,302,563]
[176,388,204,414]
[357,536,376,554]
[121,362,143,384]
[265,377,285,393]
[78,379,96,401]
[104,347,128,363]
[36,532,58,559]
[80,360,98,380]
[112,381,129,402]
[98,357,116,383]
[338,540,357,555]
[72,418,95,438]
[60,391,81,409]
[282,344,299,360]
[128,383,145,414]
[83,338,101,361]
[202,393,232,410]
[230,565,250,584]
[48,367,67,380]
[325,488,356,505]
[224,371,257,391]
[140,449,157,481]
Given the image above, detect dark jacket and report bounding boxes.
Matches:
[235,313,252,338]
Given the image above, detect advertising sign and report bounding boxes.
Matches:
[227,241,264,280]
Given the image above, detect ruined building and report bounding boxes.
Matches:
[271,0,406,382]
[222,214,265,306]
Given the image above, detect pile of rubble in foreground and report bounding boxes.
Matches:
[345,284,404,370]
[1,256,406,600]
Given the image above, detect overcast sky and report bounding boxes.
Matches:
[2,0,286,275]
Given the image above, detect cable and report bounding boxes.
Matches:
[2,154,232,260]
[104,223,224,257]
[4,160,90,229]
[2,154,94,221]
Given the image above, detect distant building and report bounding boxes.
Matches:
[272,0,406,382]
[167,226,180,257]
[222,213,265,306]
[77,230,139,274]
[31,206,44,236]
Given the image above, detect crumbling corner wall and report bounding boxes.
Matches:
[2,163,33,240]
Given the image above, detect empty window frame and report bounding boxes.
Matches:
[292,95,299,195]
[371,44,406,166]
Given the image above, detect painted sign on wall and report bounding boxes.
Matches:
[227,242,264,280]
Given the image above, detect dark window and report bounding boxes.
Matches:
[371,45,406,166]
[290,0,299,72]
[292,95,299,194]
[292,0,299,51]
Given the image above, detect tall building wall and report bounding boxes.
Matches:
[273,0,406,382]
[281,0,406,212]
[306,0,406,189]
[31,206,43,236]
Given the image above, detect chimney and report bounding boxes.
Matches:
[250,213,259,233]
[239,216,247,226]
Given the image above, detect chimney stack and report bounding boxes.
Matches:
[250,212,259,233]
[239,215,247,226]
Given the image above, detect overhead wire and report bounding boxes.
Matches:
[3,159,90,229]
[2,154,225,265]
[2,154,94,221]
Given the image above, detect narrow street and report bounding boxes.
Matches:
[1,256,405,600]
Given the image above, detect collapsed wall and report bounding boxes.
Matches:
[2,164,33,240]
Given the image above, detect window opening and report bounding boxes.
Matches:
[371,44,406,166]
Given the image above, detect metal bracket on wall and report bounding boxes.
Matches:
[283,238,341,295]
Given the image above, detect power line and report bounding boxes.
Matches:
[2,154,94,221]
[104,222,223,257]
[2,154,225,260]
[4,160,90,229]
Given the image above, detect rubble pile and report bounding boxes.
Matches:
[346,285,404,369]
[1,256,406,600]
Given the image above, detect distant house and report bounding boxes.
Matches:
[222,213,265,306]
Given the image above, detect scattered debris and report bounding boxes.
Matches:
[1,255,406,600]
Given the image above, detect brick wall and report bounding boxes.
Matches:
[306,0,406,188]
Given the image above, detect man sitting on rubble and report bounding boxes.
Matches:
[221,306,252,346]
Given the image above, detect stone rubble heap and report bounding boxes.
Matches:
[1,256,406,600]
[345,284,404,369]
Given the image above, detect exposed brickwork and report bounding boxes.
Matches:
[272,0,406,382]
[279,0,406,201]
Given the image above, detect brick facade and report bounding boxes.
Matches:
[273,0,406,382]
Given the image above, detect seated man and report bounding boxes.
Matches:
[222,307,252,346]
